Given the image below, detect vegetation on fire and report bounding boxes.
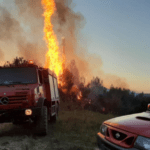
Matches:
[57,58,150,116]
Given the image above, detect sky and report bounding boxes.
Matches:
[0,0,150,93]
[73,0,150,93]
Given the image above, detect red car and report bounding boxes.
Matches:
[97,104,150,150]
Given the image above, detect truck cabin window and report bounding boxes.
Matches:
[0,67,38,85]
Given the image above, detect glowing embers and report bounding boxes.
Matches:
[77,91,82,100]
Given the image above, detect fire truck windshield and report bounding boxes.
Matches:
[0,67,38,85]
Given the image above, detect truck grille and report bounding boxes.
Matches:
[111,130,127,140]
[106,126,136,148]
[0,92,28,105]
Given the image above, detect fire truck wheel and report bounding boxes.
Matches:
[35,106,48,135]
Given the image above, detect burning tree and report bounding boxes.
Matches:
[58,68,74,101]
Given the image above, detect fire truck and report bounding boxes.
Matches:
[0,61,60,135]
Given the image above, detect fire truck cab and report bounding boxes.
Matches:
[0,62,60,135]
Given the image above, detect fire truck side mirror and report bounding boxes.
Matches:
[147,104,150,110]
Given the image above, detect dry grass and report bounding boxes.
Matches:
[0,101,116,150]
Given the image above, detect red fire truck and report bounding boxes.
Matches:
[0,61,60,135]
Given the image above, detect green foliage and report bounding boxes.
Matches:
[104,87,150,115]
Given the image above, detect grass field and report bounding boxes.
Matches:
[0,102,116,150]
[49,101,116,150]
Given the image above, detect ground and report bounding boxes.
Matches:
[0,102,115,150]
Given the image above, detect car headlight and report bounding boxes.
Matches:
[100,124,107,136]
[134,136,150,150]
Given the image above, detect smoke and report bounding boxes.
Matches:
[0,48,5,66]
[0,0,129,89]
[53,0,129,89]
[54,0,89,85]
[15,0,43,19]
[103,74,129,89]
[69,60,80,85]
[0,1,46,66]
[17,39,45,66]
[0,7,22,41]
[14,0,46,66]
[15,0,44,34]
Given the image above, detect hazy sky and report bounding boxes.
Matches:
[73,0,150,93]
[0,0,150,93]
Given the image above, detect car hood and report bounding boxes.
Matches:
[104,112,150,138]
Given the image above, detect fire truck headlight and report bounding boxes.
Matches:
[134,136,150,150]
[25,109,32,116]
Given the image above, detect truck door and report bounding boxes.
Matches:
[48,75,55,101]
[53,78,59,100]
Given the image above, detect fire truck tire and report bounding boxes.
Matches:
[35,106,48,135]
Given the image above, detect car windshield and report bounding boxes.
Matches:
[0,67,38,85]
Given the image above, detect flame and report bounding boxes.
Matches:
[77,91,82,100]
[42,0,63,77]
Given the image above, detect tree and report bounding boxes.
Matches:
[59,68,74,101]
[68,60,80,86]
[3,57,28,67]
[90,76,103,87]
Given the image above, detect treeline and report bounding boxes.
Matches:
[58,67,150,115]
[4,57,150,115]
[83,85,150,116]
[100,87,150,115]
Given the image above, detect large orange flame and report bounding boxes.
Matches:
[42,0,63,77]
